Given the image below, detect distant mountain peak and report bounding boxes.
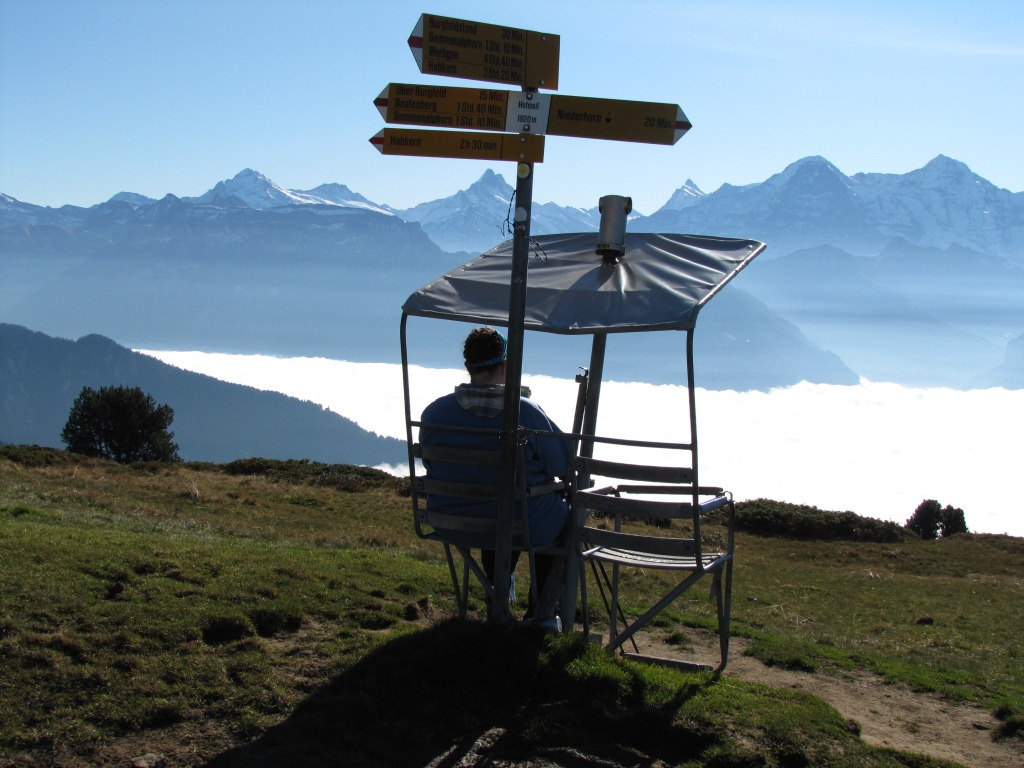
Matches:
[468,169,513,194]
[777,155,844,178]
[924,154,968,171]
[661,179,706,211]
[852,155,980,188]
[190,169,297,209]
[109,191,157,207]
[759,156,856,197]
[916,154,979,183]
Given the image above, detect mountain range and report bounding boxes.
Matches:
[2,156,1022,394]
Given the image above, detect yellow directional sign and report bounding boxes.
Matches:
[369,128,545,163]
[376,85,690,146]
[375,83,511,132]
[544,95,691,145]
[408,13,559,90]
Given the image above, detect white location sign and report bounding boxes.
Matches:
[504,92,552,134]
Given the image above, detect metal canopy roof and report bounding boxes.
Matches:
[402,232,766,334]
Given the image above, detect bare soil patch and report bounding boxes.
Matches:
[635,629,1023,768]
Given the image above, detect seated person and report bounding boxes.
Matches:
[419,327,570,625]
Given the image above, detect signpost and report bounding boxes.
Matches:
[374,12,690,629]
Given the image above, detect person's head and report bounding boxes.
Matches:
[463,327,507,383]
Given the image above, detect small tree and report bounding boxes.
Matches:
[62,385,180,463]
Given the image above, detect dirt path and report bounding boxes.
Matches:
[638,631,1023,768]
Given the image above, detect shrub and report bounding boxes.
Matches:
[0,444,78,467]
[730,498,906,542]
[221,457,405,493]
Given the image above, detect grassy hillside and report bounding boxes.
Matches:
[1,445,1021,767]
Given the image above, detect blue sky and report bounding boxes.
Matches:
[2,0,1022,213]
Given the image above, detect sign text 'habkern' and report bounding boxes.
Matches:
[369,128,545,163]
[408,13,560,90]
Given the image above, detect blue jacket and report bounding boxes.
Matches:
[419,384,570,546]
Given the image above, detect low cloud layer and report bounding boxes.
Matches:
[140,351,1022,537]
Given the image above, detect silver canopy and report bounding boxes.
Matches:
[402,232,766,334]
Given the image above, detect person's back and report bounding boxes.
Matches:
[418,327,570,623]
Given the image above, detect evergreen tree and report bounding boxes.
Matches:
[939,504,969,537]
[906,499,942,540]
[62,385,180,463]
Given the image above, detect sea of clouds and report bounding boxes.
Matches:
[139,350,1022,537]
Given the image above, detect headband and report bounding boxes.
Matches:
[466,331,508,370]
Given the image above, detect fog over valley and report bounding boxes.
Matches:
[139,350,1024,538]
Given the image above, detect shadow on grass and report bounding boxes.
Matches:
[204,619,718,767]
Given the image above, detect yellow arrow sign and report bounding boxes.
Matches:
[544,95,691,145]
[408,13,559,90]
[369,128,545,163]
[375,84,511,132]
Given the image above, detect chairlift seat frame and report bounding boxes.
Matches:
[410,437,571,619]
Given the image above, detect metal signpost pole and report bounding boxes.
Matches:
[493,155,533,626]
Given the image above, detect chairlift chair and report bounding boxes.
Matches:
[400,206,764,670]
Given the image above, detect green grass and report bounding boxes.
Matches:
[601,524,1024,711]
[0,502,444,748]
[734,535,1024,705]
[1,445,1020,766]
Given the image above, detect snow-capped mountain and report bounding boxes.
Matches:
[638,156,888,256]
[852,155,1024,256]
[3,155,1023,389]
[185,168,394,215]
[397,169,601,253]
[639,155,1024,264]
[7,156,1019,264]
